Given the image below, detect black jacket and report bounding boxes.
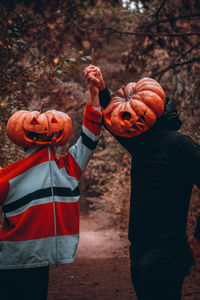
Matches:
[99,87,200,247]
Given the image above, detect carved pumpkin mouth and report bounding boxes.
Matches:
[24,129,64,144]
[120,112,145,135]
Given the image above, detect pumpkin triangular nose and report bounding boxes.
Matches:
[51,117,58,123]
[30,117,40,125]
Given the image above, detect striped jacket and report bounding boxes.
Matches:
[0,103,102,269]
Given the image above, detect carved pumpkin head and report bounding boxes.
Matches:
[103,77,166,137]
[7,101,73,148]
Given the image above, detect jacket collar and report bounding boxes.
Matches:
[25,146,46,157]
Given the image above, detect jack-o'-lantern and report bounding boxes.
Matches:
[103,77,166,137]
[7,100,73,147]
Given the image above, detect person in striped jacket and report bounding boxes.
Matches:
[0,70,102,300]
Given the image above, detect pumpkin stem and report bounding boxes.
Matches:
[122,86,128,101]
[40,99,48,114]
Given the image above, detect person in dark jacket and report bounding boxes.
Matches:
[84,65,200,300]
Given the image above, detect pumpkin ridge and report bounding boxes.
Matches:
[111,104,126,130]
[46,114,51,136]
[136,91,164,117]
[136,85,165,102]
[104,101,120,115]
[112,103,125,119]
[135,80,162,94]
[129,98,147,120]
[124,100,136,121]
[136,77,160,87]
[130,99,156,129]
[139,88,165,103]
[7,111,28,147]
[135,83,162,95]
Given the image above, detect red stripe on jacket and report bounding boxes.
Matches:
[2,147,49,182]
[0,148,49,205]
[56,202,79,236]
[83,103,102,136]
[0,169,10,205]
[56,152,82,181]
[0,201,79,241]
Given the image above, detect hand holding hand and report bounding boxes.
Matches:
[84,65,105,91]
[84,65,105,107]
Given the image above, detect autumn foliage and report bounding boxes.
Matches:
[0,0,199,239]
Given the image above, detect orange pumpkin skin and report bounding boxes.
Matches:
[103,77,166,137]
[7,109,73,148]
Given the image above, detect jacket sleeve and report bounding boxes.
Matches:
[58,103,102,181]
[99,86,134,154]
[99,86,112,109]
[0,168,9,205]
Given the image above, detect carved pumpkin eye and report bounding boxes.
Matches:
[30,117,40,125]
[121,112,131,121]
[51,117,58,123]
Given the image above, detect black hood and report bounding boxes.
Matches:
[127,96,182,152]
[134,96,182,140]
[157,96,182,131]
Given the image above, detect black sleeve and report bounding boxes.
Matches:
[99,86,134,154]
[99,86,112,109]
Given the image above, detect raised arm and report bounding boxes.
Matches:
[84,64,111,109]
[84,64,134,153]
[57,68,102,181]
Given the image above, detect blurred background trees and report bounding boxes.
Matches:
[120,0,200,137]
[0,0,200,233]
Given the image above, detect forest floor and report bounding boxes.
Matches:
[47,211,200,300]
[47,213,136,300]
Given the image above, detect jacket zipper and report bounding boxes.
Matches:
[48,147,58,264]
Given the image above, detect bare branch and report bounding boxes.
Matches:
[83,26,200,37]
[153,57,200,80]
[178,41,200,61]
[154,0,167,19]
[139,13,200,29]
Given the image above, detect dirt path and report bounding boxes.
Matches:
[47,214,137,300]
[47,213,200,300]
